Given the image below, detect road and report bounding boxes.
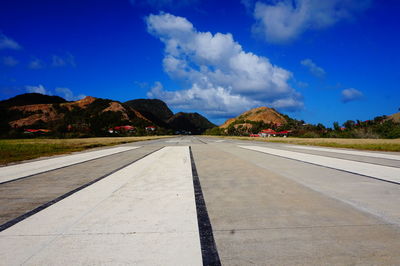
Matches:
[1,136,400,265]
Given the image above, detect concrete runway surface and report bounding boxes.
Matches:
[1,136,400,265]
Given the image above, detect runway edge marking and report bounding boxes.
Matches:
[189,146,221,266]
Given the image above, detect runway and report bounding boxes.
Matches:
[1,136,400,265]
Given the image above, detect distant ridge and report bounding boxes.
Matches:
[124,99,173,127]
[167,112,216,134]
[0,93,66,107]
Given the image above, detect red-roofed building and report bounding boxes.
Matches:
[108,125,135,134]
[276,130,291,137]
[260,129,276,137]
[145,126,156,131]
[24,129,51,134]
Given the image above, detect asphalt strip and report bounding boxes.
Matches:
[0,147,163,232]
[0,146,205,265]
[240,145,400,184]
[190,146,221,266]
[0,146,140,184]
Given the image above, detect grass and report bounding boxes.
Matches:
[204,136,400,152]
[0,136,172,165]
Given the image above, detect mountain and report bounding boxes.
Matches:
[220,106,287,128]
[3,96,151,130]
[167,112,216,134]
[124,98,215,133]
[0,93,66,108]
[124,99,173,127]
[0,93,215,136]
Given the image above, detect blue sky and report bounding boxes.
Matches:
[0,0,399,126]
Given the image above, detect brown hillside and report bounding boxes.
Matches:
[220,106,287,128]
[9,96,97,128]
[8,96,152,128]
[388,112,400,123]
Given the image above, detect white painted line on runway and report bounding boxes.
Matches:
[240,145,400,184]
[215,140,225,143]
[0,146,202,265]
[286,145,400,161]
[0,146,140,184]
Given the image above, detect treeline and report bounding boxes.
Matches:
[204,115,400,139]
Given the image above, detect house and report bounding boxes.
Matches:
[24,129,51,134]
[250,133,260,137]
[145,126,156,131]
[259,129,276,137]
[108,125,135,134]
[275,130,290,137]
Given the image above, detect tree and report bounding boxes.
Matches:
[333,122,340,131]
[343,120,355,129]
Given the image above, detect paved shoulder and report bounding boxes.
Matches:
[240,145,400,183]
[0,146,202,265]
[0,146,140,184]
[286,145,400,161]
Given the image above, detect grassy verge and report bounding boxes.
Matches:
[203,136,400,152]
[0,136,172,165]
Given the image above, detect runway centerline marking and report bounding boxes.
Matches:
[0,146,140,184]
[0,146,202,265]
[240,145,400,184]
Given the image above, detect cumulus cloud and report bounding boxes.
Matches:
[52,53,76,67]
[130,0,198,9]
[55,87,85,101]
[145,13,303,118]
[341,88,363,103]
[28,58,45,69]
[25,85,84,101]
[3,56,19,67]
[0,33,21,50]
[26,84,48,95]
[251,0,371,43]
[301,58,325,78]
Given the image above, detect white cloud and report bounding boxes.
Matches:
[52,53,76,67]
[26,84,48,95]
[146,13,303,118]
[252,0,371,43]
[130,0,198,9]
[3,56,19,67]
[341,88,363,103]
[301,58,325,78]
[55,87,85,101]
[0,33,21,50]
[25,85,84,101]
[28,58,45,69]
